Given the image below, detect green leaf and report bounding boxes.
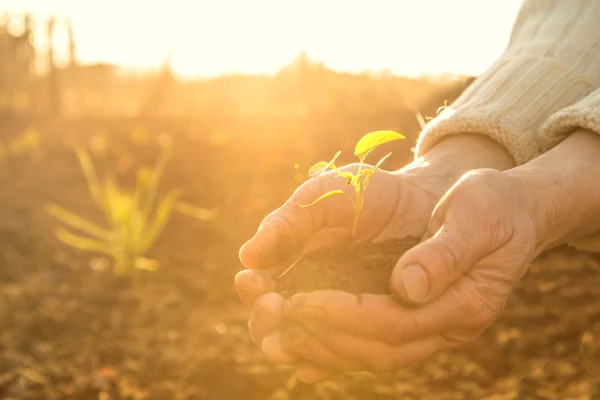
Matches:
[337,170,355,184]
[308,161,329,178]
[362,152,392,190]
[175,201,219,221]
[75,147,103,207]
[54,228,110,253]
[308,150,341,178]
[354,130,405,162]
[142,189,181,253]
[45,204,110,239]
[299,189,352,208]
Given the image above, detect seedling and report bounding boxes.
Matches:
[45,146,215,277]
[301,130,405,237]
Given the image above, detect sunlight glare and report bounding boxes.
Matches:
[2,0,523,78]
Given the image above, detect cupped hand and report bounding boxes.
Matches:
[235,134,516,382]
[279,169,540,381]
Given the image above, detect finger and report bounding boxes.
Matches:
[281,325,362,372]
[296,361,333,384]
[391,178,497,305]
[391,226,485,305]
[239,173,357,270]
[303,323,456,373]
[261,330,298,365]
[391,169,522,305]
[249,292,285,345]
[235,269,275,307]
[239,181,324,270]
[283,291,453,344]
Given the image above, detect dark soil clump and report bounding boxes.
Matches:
[276,236,420,296]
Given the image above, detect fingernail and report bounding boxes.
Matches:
[235,270,274,296]
[255,292,285,316]
[402,264,429,303]
[237,287,258,302]
[283,293,306,310]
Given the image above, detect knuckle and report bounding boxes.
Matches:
[428,170,505,237]
[457,292,497,329]
[433,236,464,282]
[386,314,421,345]
[454,169,504,204]
[426,211,444,238]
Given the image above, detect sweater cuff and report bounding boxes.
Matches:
[538,88,600,152]
[415,53,594,165]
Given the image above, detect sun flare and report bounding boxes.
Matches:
[3,0,522,77]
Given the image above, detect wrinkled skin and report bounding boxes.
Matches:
[235,130,600,382]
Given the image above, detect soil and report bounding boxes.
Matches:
[1,116,600,399]
[276,237,421,296]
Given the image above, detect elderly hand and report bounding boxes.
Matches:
[270,129,600,382]
[235,134,516,382]
[279,168,537,380]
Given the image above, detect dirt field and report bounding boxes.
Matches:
[0,113,599,400]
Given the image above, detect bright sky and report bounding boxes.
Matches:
[1,0,524,78]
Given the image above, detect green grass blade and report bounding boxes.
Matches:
[141,147,172,220]
[55,228,110,253]
[152,146,172,183]
[141,189,181,253]
[45,204,110,239]
[75,147,103,207]
[175,201,218,221]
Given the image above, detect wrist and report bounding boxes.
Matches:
[394,133,517,205]
[405,133,516,175]
[505,129,600,254]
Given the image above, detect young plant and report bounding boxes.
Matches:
[302,130,405,237]
[46,146,183,276]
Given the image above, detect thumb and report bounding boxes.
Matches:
[390,220,490,305]
[239,178,331,270]
[239,204,312,270]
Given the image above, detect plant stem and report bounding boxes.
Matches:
[351,186,362,238]
[277,255,304,279]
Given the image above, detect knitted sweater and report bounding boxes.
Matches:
[414,0,600,252]
[415,0,600,165]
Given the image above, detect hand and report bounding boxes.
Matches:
[235,134,516,382]
[279,169,538,381]
[277,129,600,382]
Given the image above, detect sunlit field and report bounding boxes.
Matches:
[1,2,600,400]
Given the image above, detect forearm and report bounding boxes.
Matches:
[506,129,600,254]
[414,133,516,173]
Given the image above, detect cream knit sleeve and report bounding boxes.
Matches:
[414,0,600,165]
[539,88,600,151]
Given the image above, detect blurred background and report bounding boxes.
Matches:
[1,1,600,399]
